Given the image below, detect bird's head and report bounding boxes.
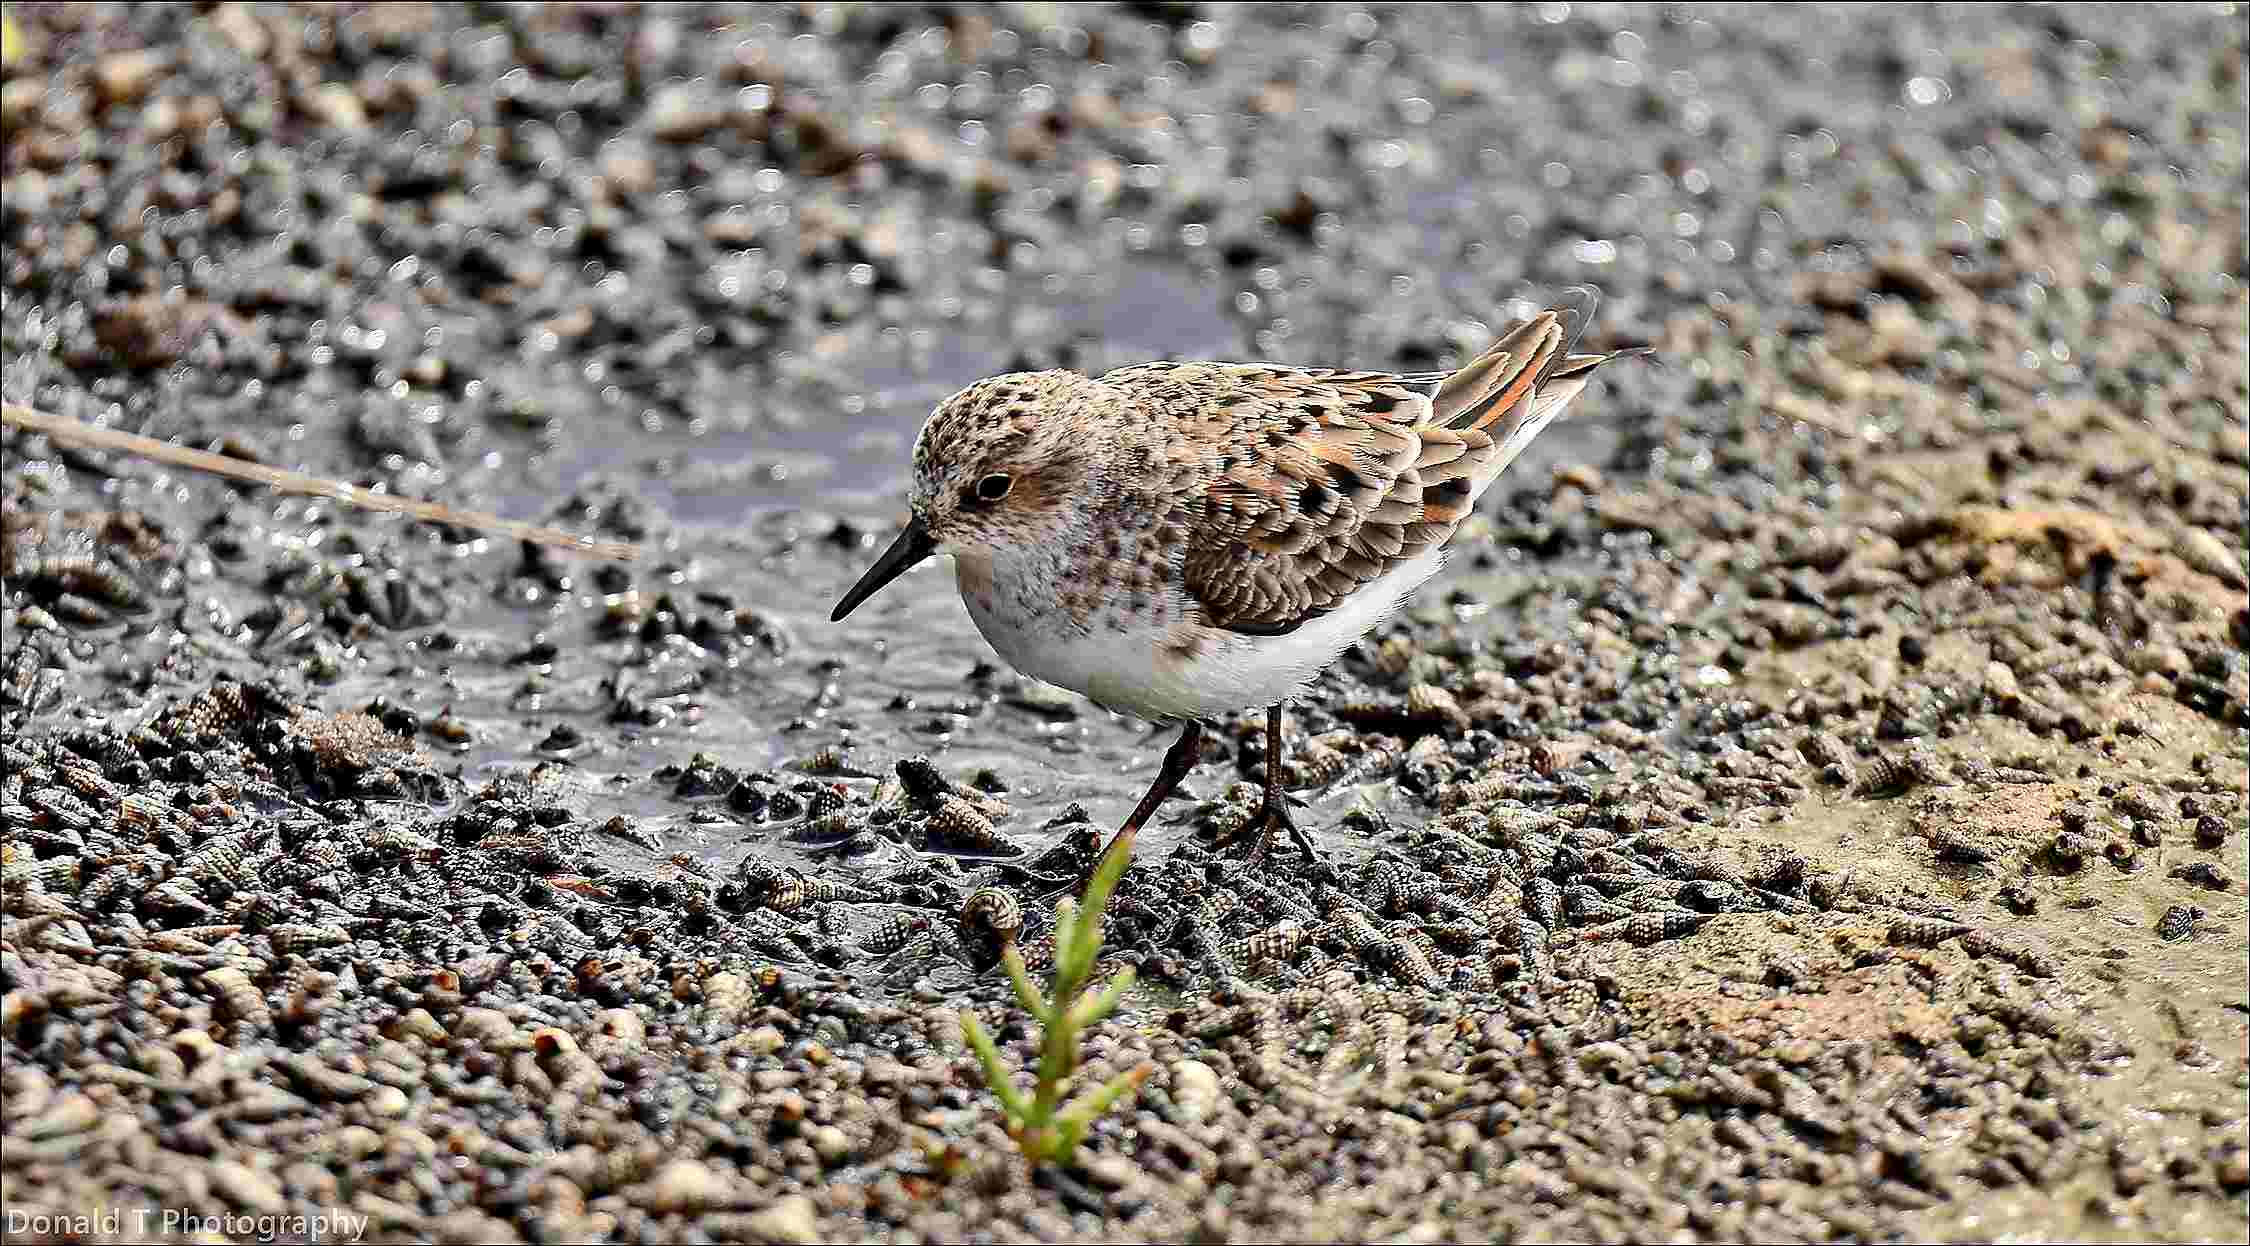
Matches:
[831,371,1120,621]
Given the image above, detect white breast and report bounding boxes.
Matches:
[958,548,1447,723]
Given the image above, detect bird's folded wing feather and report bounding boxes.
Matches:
[1098,305,1590,636]
[1098,366,1530,636]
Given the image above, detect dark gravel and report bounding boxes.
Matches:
[4,4,2245,1243]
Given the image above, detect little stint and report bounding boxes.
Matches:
[834,289,1645,870]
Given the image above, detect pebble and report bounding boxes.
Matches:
[645,83,725,141]
[1172,1059,1223,1125]
[208,4,269,57]
[0,79,42,128]
[634,1158,742,1214]
[208,1159,287,1215]
[94,49,167,106]
[303,82,368,131]
[2219,1146,2249,1190]
[738,1193,823,1245]
[2168,862,2233,892]
[1082,1155,1139,1191]
[808,1125,852,1165]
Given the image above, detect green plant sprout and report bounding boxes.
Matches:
[958,830,1153,1167]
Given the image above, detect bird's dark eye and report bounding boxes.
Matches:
[974,473,1013,502]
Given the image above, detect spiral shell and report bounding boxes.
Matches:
[1521,877,1563,930]
[959,888,1023,942]
[267,923,353,956]
[1928,827,1997,863]
[54,763,121,805]
[201,965,272,1033]
[1579,912,1709,947]
[800,783,850,822]
[1565,887,1630,927]
[1856,746,1941,796]
[1886,917,1973,948]
[1224,921,1309,967]
[1407,683,1471,733]
[925,797,1021,857]
[1958,930,2058,978]
[728,858,782,908]
[859,912,930,955]
[2156,904,2202,943]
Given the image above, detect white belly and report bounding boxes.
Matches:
[959,549,1447,722]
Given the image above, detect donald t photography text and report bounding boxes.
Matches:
[4,1204,369,1242]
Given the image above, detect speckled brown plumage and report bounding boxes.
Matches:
[834,288,1646,873]
[1108,294,1628,635]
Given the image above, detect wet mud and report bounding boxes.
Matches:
[3,4,2245,1242]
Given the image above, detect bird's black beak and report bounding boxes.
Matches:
[830,515,936,622]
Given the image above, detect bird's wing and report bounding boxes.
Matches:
[1099,297,1632,636]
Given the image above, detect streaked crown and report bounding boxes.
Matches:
[908,370,1122,549]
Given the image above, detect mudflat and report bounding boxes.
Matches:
[3,5,2243,1242]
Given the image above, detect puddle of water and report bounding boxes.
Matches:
[516,261,1245,530]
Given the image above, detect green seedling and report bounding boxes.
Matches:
[958,830,1153,1168]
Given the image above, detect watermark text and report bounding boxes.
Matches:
[5,1205,369,1241]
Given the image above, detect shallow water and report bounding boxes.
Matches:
[523,261,1248,525]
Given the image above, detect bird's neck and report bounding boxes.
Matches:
[954,511,1107,637]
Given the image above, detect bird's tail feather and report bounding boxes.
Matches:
[1441,288,1647,477]
[1431,288,1587,432]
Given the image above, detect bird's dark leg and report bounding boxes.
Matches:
[1095,719,1206,865]
[1241,702,1321,867]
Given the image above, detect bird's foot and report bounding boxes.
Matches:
[1222,790,1328,880]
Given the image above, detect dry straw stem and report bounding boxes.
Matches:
[958,828,1154,1168]
[2,402,642,561]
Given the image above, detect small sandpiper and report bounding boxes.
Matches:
[834,289,1645,870]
